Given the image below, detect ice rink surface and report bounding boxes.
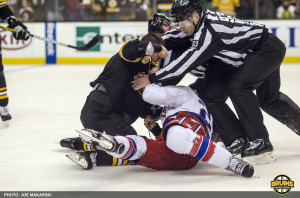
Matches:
[1,64,300,192]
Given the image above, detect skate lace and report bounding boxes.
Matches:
[226,157,247,175]
[0,106,9,116]
[246,139,263,151]
[89,152,97,164]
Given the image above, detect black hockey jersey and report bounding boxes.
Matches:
[0,0,13,20]
[90,39,160,121]
[150,9,269,84]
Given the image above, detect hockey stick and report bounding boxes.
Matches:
[0,25,102,51]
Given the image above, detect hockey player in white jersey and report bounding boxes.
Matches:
[75,83,254,178]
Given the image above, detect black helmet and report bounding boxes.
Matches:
[148,13,171,34]
[171,0,202,22]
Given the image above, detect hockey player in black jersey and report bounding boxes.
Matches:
[0,1,30,124]
[61,33,168,169]
[133,0,300,160]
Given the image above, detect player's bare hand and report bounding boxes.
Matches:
[159,46,168,59]
[144,115,157,130]
[131,74,150,91]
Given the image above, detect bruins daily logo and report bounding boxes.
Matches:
[271,174,294,195]
[141,56,151,64]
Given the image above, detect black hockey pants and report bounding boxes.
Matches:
[80,88,137,136]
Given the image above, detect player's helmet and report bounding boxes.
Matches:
[148,13,171,34]
[171,0,202,22]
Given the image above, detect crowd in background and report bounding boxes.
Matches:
[6,0,300,22]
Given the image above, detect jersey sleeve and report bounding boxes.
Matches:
[143,84,188,108]
[119,39,162,62]
[149,24,224,84]
[0,1,14,20]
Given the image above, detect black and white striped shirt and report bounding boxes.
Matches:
[150,9,269,84]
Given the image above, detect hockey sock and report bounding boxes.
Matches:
[95,150,130,166]
[206,143,232,168]
[106,135,147,161]
[74,138,96,151]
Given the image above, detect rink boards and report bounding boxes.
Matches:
[0,20,299,64]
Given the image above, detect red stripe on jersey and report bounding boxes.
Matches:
[120,137,134,159]
[189,135,203,157]
[201,140,216,162]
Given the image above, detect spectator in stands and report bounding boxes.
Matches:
[19,0,34,22]
[212,0,240,16]
[133,0,149,20]
[45,0,68,21]
[66,0,92,21]
[259,0,281,19]
[32,0,46,21]
[296,0,300,18]
[156,0,175,17]
[277,0,296,18]
[237,0,254,19]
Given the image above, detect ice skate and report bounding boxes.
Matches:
[0,106,12,121]
[66,151,97,170]
[225,156,254,178]
[241,138,276,164]
[76,129,125,154]
[227,137,247,155]
[60,137,79,150]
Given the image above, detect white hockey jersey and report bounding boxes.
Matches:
[143,84,213,137]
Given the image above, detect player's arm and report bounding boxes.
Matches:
[149,30,223,84]
[119,39,163,62]
[162,27,193,50]
[0,1,30,40]
[142,84,187,108]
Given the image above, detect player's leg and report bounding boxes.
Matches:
[227,34,286,159]
[165,125,254,177]
[0,44,12,122]
[257,69,300,135]
[193,62,246,152]
[76,129,199,170]
[64,91,137,168]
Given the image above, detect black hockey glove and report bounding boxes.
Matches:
[6,16,30,40]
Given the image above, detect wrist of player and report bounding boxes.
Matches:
[6,16,30,41]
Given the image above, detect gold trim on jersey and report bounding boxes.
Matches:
[0,87,7,91]
[0,0,8,8]
[119,42,142,63]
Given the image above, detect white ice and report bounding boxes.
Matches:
[1,64,300,191]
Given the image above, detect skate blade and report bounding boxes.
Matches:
[242,151,276,165]
[76,130,114,151]
[66,153,90,169]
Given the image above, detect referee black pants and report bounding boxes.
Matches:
[191,61,244,146]
[228,34,300,141]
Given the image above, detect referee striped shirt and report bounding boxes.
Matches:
[150,9,269,84]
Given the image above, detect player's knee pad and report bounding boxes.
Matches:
[165,125,196,155]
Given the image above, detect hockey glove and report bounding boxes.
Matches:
[6,16,30,40]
